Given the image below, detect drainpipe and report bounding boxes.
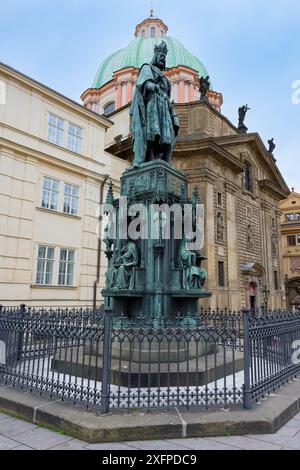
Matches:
[93,174,110,311]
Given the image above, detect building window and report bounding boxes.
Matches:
[41,177,59,211]
[218,261,225,287]
[63,183,79,216]
[36,246,55,285]
[141,29,145,38]
[274,271,279,291]
[48,113,64,146]
[298,235,300,245]
[58,249,75,286]
[271,234,277,257]
[216,212,225,242]
[243,162,251,192]
[286,213,300,221]
[287,235,296,246]
[217,192,222,206]
[68,123,83,153]
[103,102,115,116]
[150,26,156,38]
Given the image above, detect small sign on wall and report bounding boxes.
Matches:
[0,80,6,105]
[0,341,5,365]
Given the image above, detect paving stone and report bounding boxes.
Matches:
[245,434,291,447]
[0,417,38,437]
[85,442,137,450]
[0,412,11,422]
[0,435,21,450]
[12,427,73,450]
[124,440,190,451]
[207,435,282,450]
[50,439,88,451]
[13,445,35,450]
[276,425,300,437]
[165,438,240,451]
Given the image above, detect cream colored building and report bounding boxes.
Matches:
[280,190,300,308]
[0,63,128,307]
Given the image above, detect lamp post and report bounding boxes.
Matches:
[262,286,270,313]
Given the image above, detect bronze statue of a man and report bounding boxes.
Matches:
[130,41,180,167]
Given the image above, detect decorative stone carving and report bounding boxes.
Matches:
[217,212,225,242]
[247,224,254,251]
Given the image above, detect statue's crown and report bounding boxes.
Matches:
[154,40,168,55]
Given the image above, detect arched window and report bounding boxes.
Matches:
[103,102,115,116]
[150,27,156,38]
[243,161,252,192]
[141,30,145,38]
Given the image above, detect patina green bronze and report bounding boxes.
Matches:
[130,41,179,167]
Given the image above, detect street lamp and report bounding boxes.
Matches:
[262,286,270,313]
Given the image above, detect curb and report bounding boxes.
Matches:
[0,381,300,443]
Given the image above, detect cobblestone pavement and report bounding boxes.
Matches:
[1,411,300,450]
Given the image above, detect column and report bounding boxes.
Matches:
[126,81,133,103]
[225,184,240,310]
[178,80,185,103]
[188,82,195,102]
[116,83,122,108]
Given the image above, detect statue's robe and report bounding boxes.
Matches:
[130,63,179,166]
[114,242,138,290]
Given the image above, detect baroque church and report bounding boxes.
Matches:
[82,12,290,311]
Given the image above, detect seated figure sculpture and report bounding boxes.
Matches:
[179,238,207,290]
[105,241,138,290]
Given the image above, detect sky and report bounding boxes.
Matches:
[1,0,300,191]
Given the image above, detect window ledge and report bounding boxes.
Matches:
[31,285,77,290]
[37,207,81,220]
[242,189,256,200]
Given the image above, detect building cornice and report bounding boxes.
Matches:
[0,136,122,187]
[0,62,113,129]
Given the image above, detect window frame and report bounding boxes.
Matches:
[68,122,83,154]
[41,176,60,211]
[63,183,80,216]
[35,245,55,286]
[48,113,64,147]
[218,261,225,287]
[58,248,76,287]
[34,245,76,288]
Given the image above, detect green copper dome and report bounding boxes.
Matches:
[92,36,209,89]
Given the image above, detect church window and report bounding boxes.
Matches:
[243,162,252,192]
[274,271,279,291]
[218,261,225,287]
[287,235,296,246]
[216,212,225,242]
[150,27,156,38]
[103,101,115,116]
[217,192,222,206]
[141,30,145,38]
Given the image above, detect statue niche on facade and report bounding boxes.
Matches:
[179,238,208,290]
[130,41,180,167]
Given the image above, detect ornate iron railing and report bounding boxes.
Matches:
[0,305,300,413]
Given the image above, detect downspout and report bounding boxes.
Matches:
[93,174,110,311]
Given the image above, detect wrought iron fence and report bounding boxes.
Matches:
[0,305,300,414]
